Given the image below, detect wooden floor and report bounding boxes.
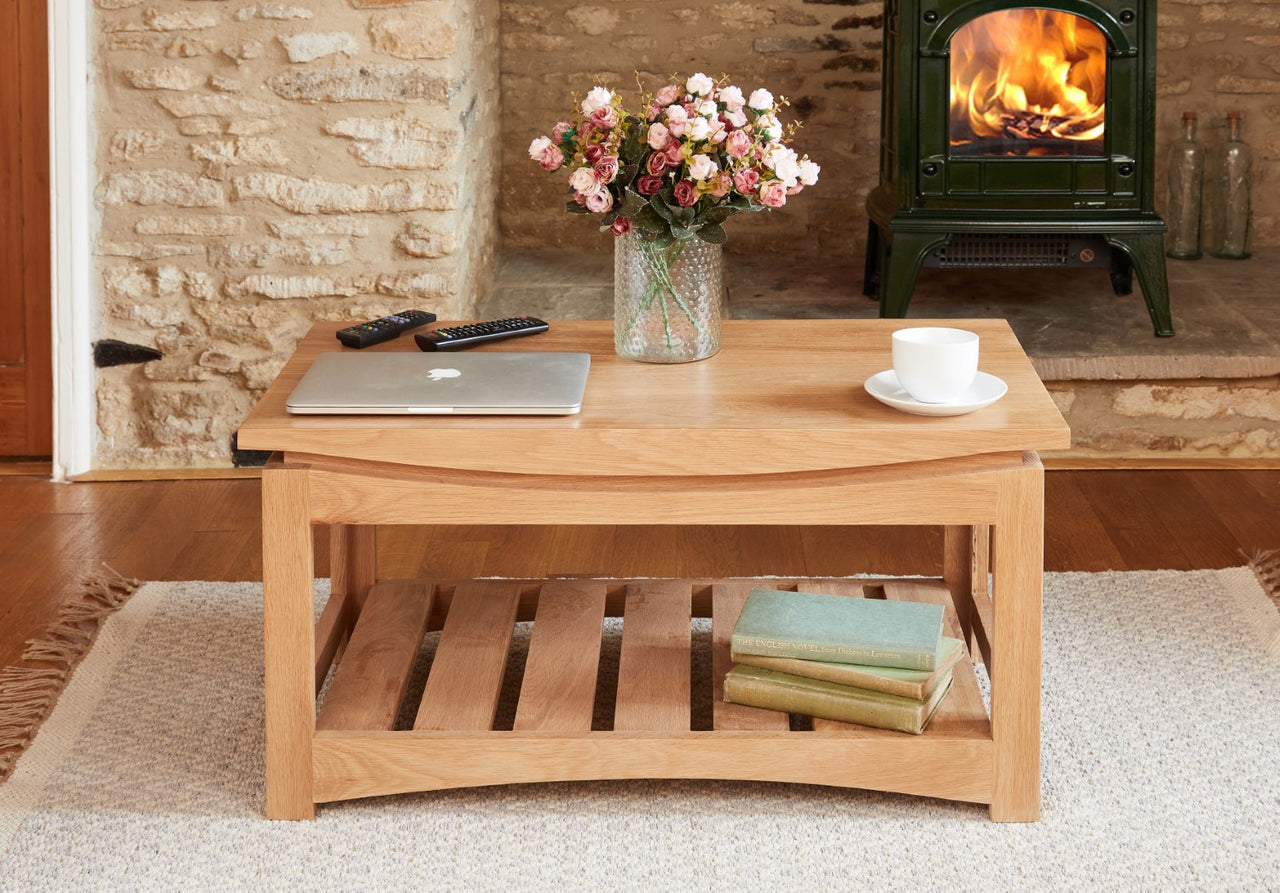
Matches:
[0,470,1276,669]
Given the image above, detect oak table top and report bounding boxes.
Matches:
[238,318,1070,476]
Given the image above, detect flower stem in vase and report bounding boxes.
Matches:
[614,233,723,363]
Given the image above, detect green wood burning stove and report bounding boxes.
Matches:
[864,0,1173,336]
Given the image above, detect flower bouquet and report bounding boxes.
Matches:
[530,73,818,362]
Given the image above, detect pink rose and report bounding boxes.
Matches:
[594,156,620,184]
[708,173,732,198]
[585,185,614,213]
[664,141,683,164]
[647,122,670,151]
[673,180,698,207]
[758,180,787,208]
[610,216,632,236]
[584,143,605,164]
[732,168,759,195]
[725,129,753,159]
[645,152,670,176]
[589,105,618,130]
[655,84,681,105]
[635,174,664,196]
[551,121,574,143]
[538,144,565,172]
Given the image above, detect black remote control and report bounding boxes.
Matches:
[414,316,550,351]
[336,309,437,349]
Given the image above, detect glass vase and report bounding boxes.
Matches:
[613,234,723,363]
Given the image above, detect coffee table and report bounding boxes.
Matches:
[237,318,1070,822]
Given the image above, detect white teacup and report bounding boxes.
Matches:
[891,327,980,404]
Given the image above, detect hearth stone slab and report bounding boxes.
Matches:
[483,249,1280,462]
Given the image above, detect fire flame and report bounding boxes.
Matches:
[950,8,1107,153]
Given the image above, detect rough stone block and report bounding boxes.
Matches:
[279,32,360,64]
[136,216,246,237]
[223,274,371,300]
[98,242,206,260]
[267,217,372,238]
[233,172,456,213]
[268,63,452,103]
[143,9,220,30]
[396,223,456,257]
[209,238,351,268]
[375,271,452,299]
[324,113,457,168]
[123,66,205,90]
[109,130,166,162]
[369,12,458,59]
[565,6,621,36]
[157,94,278,119]
[350,0,434,7]
[191,138,291,178]
[96,171,224,207]
[238,4,314,20]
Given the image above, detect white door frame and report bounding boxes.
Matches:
[48,0,94,481]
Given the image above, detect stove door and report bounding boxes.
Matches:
[913,0,1150,211]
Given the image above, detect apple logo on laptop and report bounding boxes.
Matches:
[427,367,462,381]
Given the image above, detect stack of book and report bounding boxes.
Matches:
[723,588,963,735]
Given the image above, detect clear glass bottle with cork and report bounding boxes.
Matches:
[1210,112,1252,260]
[1165,112,1204,260]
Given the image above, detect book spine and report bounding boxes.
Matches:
[723,672,927,734]
[731,653,925,700]
[730,635,934,671]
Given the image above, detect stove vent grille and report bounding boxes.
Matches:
[931,233,1071,267]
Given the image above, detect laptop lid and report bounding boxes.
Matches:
[285,351,591,415]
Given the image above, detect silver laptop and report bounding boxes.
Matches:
[285,351,591,415]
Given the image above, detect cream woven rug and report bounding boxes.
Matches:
[1,569,1278,890]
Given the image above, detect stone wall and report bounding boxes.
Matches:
[1048,377,1280,460]
[498,1,883,259]
[1154,0,1279,249]
[91,0,499,468]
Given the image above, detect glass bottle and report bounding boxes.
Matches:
[1165,112,1204,260]
[1210,112,1252,260]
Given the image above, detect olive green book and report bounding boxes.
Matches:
[730,588,945,671]
[722,664,953,735]
[730,635,964,700]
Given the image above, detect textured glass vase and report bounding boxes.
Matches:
[613,234,723,363]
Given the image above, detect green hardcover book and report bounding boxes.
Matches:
[722,664,953,735]
[729,588,945,671]
[730,635,964,700]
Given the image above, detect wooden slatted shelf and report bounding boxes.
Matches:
[319,576,990,737]
[312,577,994,805]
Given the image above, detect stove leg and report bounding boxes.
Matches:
[878,231,949,319]
[1105,232,1174,337]
[863,220,882,299]
[1109,251,1134,296]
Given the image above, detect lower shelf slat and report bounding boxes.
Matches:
[316,580,435,731]
[614,582,692,732]
[413,582,521,731]
[514,581,607,732]
[711,582,790,731]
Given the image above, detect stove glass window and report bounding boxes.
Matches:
[949,8,1106,156]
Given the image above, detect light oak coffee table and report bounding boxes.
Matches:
[237,318,1070,822]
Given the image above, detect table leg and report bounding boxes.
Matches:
[988,455,1044,822]
[262,461,317,820]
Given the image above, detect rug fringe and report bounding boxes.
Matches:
[0,565,142,783]
[1245,549,1280,607]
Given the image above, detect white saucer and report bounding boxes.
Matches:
[864,370,1008,416]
